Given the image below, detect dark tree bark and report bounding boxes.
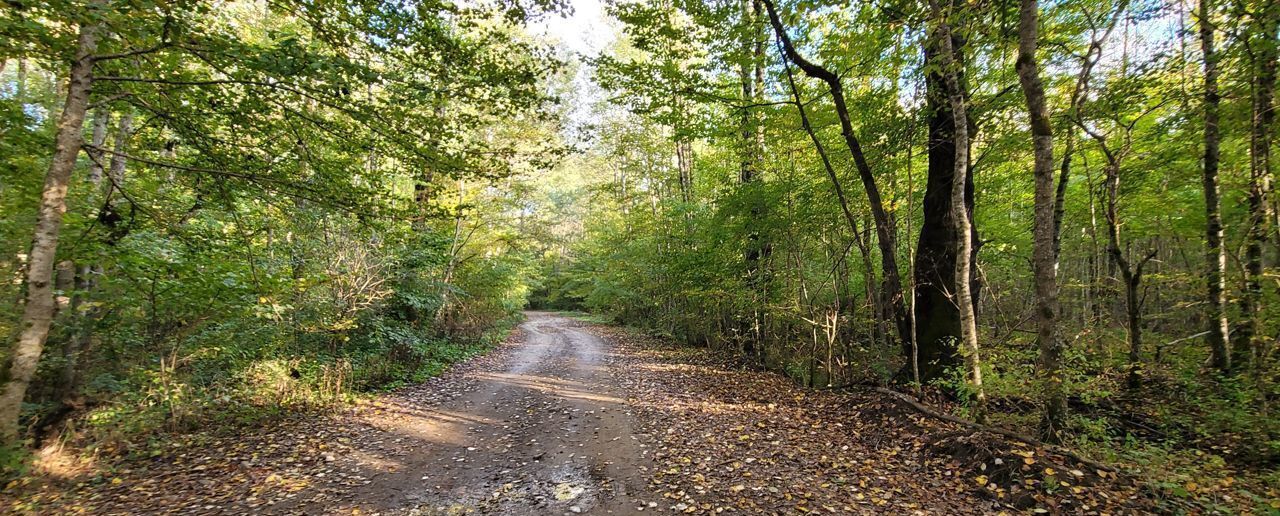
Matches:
[1239,0,1278,371]
[740,0,770,361]
[928,0,985,421]
[914,27,979,382]
[0,18,101,444]
[1199,0,1230,372]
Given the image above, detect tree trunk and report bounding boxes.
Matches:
[107,112,133,191]
[1015,0,1064,440]
[929,0,985,421]
[676,138,693,205]
[1123,268,1143,389]
[914,26,978,382]
[1100,156,1153,389]
[1261,0,1280,393]
[1240,5,1278,371]
[740,0,769,362]
[16,59,27,99]
[1242,1,1278,372]
[1199,0,1230,372]
[0,19,100,445]
[87,108,109,184]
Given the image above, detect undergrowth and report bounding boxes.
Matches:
[3,312,523,480]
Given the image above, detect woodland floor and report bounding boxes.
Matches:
[7,312,1164,515]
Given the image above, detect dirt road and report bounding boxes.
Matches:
[20,312,1152,515]
[289,311,654,515]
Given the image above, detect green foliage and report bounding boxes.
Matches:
[530,0,1280,507]
[0,0,575,478]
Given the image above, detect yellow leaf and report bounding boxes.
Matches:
[975,475,988,486]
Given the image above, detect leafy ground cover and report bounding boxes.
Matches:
[598,324,1272,515]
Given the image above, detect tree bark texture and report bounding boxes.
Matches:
[0,19,101,444]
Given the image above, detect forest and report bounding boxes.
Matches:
[2,0,1279,513]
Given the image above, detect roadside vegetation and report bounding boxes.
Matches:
[0,0,569,478]
[533,0,1280,510]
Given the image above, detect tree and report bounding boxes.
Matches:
[1081,112,1159,389]
[928,0,985,420]
[740,0,770,359]
[1240,0,1279,372]
[914,7,978,382]
[1015,0,1065,439]
[0,13,102,444]
[1199,0,1230,372]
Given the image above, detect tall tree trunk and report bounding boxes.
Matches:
[1200,0,1230,372]
[1015,0,1064,440]
[0,19,101,445]
[929,0,985,421]
[1098,153,1155,389]
[762,0,910,352]
[107,112,133,191]
[740,0,769,362]
[1261,0,1280,394]
[1240,3,1278,371]
[914,25,978,382]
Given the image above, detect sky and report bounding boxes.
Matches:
[524,0,617,144]
[526,0,615,58]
